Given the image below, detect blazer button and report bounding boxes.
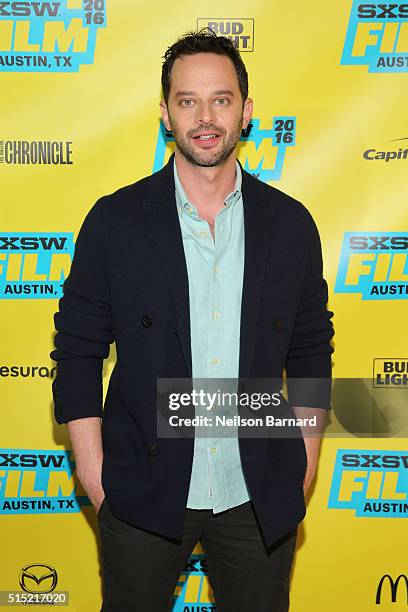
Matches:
[273,319,283,331]
[141,315,152,328]
[148,443,160,456]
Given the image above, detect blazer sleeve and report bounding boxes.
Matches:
[50,197,114,424]
[285,209,334,409]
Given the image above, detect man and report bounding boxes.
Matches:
[51,30,334,611]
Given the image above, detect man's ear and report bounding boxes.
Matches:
[242,97,253,130]
[159,100,171,131]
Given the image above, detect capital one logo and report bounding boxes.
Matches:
[153,117,297,182]
[376,574,408,604]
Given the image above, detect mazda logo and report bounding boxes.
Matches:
[19,564,58,594]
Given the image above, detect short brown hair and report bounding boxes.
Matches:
[161,28,249,105]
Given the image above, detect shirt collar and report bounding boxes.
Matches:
[174,158,242,218]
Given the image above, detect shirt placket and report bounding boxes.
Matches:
[205,206,229,510]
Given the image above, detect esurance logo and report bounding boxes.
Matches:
[197,18,254,51]
[342,1,408,72]
[173,548,215,611]
[335,232,408,300]
[328,450,408,517]
[0,449,90,514]
[153,117,296,182]
[0,233,74,299]
[0,0,106,72]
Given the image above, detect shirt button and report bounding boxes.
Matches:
[210,447,216,454]
[200,231,208,238]
[212,312,219,320]
[211,358,219,365]
[214,265,219,273]
[188,207,194,214]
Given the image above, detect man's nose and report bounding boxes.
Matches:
[196,101,215,125]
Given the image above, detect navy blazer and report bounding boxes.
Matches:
[51,153,334,547]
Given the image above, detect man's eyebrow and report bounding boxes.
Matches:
[174,89,235,98]
[174,91,196,98]
[213,90,235,96]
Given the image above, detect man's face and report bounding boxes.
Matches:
[160,52,253,167]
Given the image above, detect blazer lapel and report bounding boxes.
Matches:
[239,169,276,378]
[142,154,192,377]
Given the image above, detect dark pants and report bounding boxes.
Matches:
[98,498,298,612]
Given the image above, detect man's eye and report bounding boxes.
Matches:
[216,98,229,105]
[180,99,194,106]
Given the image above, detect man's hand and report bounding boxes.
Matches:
[67,416,105,514]
[292,406,327,495]
[79,470,105,513]
[302,436,321,495]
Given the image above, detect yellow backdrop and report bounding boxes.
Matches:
[1,1,407,610]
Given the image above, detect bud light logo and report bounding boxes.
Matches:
[197,18,254,52]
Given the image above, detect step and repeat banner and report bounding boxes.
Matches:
[1,0,408,610]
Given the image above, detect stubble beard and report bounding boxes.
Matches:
[169,113,243,168]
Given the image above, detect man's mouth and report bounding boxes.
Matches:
[192,133,220,140]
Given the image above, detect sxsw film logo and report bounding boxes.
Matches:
[173,549,215,611]
[342,1,408,72]
[0,233,74,299]
[373,359,408,388]
[376,574,408,604]
[328,450,408,517]
[0,0,107,72]
[153,117,296,182]
[335,232,408,300]
[0,449,90,514]
[197,18,254,51]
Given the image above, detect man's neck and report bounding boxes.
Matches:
[174,150,237,216]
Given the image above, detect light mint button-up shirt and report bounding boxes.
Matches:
[173,158,251,513]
